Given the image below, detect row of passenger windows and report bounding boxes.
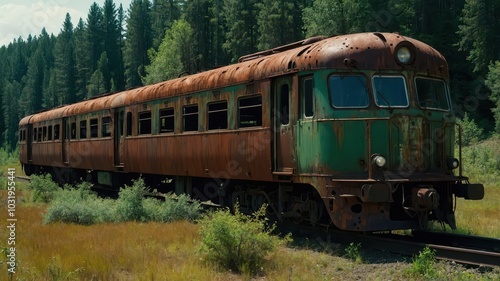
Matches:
[136,95,262,135]
[22,95,263,142]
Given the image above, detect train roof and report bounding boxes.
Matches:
[20,32,448,126]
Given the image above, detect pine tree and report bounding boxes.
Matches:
[20,49,44,116]
[303,0,371,37]
[256,0,303,50]
[102,0,125,92]
[85,3,104,74]
[223,0,258,62]
[151,0,182,50]
[74,19,90,100]
[124,0,153,88]
[53,13,77,105]
[87,52,110,98]
[2,81,21,149]
[458,0,500,74]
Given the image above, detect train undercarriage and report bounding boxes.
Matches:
[24,163,483,232]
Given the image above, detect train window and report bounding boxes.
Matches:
[139,111,152,135]
[159,108,174,133]
[102,116,112,137]
[80,120,87,139]
[183,105,198,132]
[33,128,37,142]
[415,78,450,110]
[329,75,369,108]
[126,112,133,136]
[70,122,77,139]
[303,78,314,117]
[38,127,42,142]
[372,76,408,108]
[48,126,52,141]
[239,95,262,128]
[90,119,98,138]
[208,101,228,130]
[43,126,47,141]
[54,124,60,140]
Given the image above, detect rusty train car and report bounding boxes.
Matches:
[19,32,484,231]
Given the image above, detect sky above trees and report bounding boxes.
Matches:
[0,0,132,47]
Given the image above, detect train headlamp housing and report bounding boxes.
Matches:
[371,155,387,168]
[394,42,415,65]
[446,157,460,170]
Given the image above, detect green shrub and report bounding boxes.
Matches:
[29,174,60,203]
[457,113,484,146]
[404,246,437,279]
[113,178,148,222]
[143,194,201,222]
[460,136,500,185]
[43,178,201,225]
[198,204,291,275]
[344,242,362,263]
[44,182,113,225]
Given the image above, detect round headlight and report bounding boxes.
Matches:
[397,46,412,64]
[372,155,387,168]
[447,158,459,170]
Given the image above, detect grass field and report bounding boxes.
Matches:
[0,140,499,280]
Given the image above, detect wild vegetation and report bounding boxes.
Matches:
[0,191,498,280]
[198,204,291,275]
[1,0,500,151]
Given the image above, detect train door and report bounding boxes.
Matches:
[27,123,33,163]
[273,76,295,175]
[62,118,69,164]
[114,108,125,167]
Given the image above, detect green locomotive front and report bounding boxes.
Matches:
[294,33,484,231]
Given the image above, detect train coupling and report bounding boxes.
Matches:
[453,183,484,200]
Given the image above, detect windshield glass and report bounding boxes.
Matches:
[416,78,450,110]
[329,75,369,108]
[372,76,408,107]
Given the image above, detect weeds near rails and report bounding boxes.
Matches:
[404,246,437,279]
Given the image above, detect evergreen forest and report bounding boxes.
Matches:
[1,0,500,151]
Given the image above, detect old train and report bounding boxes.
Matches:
[19,32,484,231]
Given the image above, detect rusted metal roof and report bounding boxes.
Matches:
[20,32,447,125]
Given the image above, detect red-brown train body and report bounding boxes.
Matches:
[19,33,484,231]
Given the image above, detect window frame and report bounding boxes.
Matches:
[138,111,152,135]
[238,95,263,128]
[90,118,99,138]
[102,116,112,138]
[159,107,175,134]
[328,74,370,109]
[80,120,88,139]
[302,77,314,118]
[415,77,451,111]
[70,122,77,140]
[372,75,409,108]
[207,101,228,130]
[182,104,199,132]
[54,124,60,140]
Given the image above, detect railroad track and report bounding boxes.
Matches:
[15,175,31,182]
[13,175,500,267]
[278,222,500,268]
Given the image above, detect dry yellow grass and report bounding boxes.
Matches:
[1,184,498,280]
[453,184,500,238]
[0,201,215,280]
